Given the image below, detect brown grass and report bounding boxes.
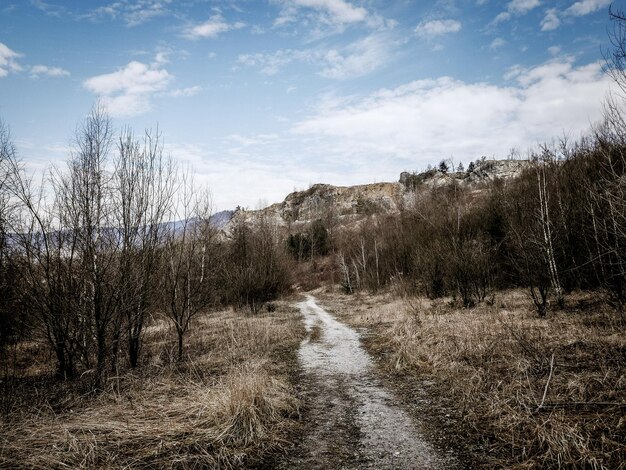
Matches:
[318,288,626,469]
[0,303,305,469]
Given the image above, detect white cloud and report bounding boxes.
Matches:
[0,43,69,80]
[503,64,525,80]
[163,133,315,211]
[291,59,613,168]
[165,86,201,98]
[87,0,171,26]
[125,0,171,26]
[275,0,368,26]
[237,33,394,79]
[492,0,540,24]
[565,0,611,16]
[493,12,511,23]
[272,0,394,36]
[237,49,308,76]
[415,19,462,38]
[154,50,169,65]
[226,133,279,147]
[31,0,66,17]
[319,34,394,79]
[0,42,23,77]
[508,0,540,14]
[541,8,561,31]
[83,60,172,117]
[490,37,506,49]
[296,0,367,23]
[30,64,70,78]
[183,14,245,39]
[548,45,561,55]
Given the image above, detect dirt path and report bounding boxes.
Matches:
[273,295,457,469]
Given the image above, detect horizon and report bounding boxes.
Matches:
[0,0,622,210]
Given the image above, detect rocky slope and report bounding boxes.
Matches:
[221,159,529,235]
[399,159,529,188]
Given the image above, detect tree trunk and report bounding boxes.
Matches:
[177,327,184,361]
[129,334,140,368]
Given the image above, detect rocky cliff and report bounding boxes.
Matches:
[399,159,529,189]
[221,159,529,235]
[223,181,404,234]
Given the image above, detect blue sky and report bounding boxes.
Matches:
[0,0,622,210]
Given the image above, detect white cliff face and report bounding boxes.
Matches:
[222,182,405,236]
[222,159,529,236]
[400,159,530,189]
[465,159,530,183]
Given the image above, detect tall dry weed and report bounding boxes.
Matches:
[0,304,304,469]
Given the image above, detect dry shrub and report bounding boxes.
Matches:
[213,362,299,449]
[0,362,297,469]
[0,305,304,469]
[321,290,626,469]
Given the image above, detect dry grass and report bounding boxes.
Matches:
[0,303,305,469]
[318,288,626,469]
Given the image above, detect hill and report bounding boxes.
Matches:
[221,158,529,235]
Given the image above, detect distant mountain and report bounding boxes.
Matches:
[210,210,235,229]
[161,210,235,234]
[6,210,237,251]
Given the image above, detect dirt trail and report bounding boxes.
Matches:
[274,295,457,469]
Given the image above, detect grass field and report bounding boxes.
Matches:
[0,302,305,469]
[318,288,626,469]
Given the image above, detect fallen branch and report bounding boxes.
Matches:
[536,353,555,412]
[537,402,626,411]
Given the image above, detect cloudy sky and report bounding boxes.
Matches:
[0,0,621,210]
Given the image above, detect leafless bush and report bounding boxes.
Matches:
[226,217,291,313]
[160,173,218,360]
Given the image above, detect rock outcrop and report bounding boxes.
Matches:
[222,159,529,236]
[222,182,404,236]
[400,159,529,189]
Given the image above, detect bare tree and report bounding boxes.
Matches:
[112,127,176,368]
[52,105,120,387]
[534,150,564,307]
[504,163,557,317]
[0,120,20,353]
[606,6,626,95]
[2,122,84,378]
[586,112,626,311]
[226,213,289,313]
[161,171,216,360]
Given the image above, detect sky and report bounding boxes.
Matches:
[0,0,623,210]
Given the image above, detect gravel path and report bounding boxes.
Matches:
[273,295,457,469]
